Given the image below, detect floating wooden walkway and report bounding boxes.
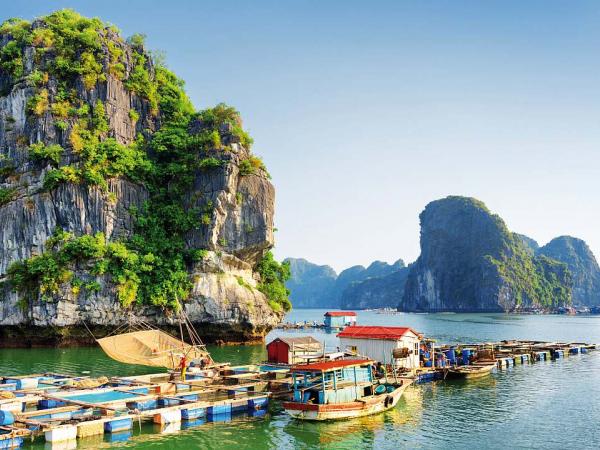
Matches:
[0,365,289,448]
[411,340,600,383]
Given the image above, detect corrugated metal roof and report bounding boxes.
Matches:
[337,325,420,340]
[324,311,357,317]
[291,359,372,372]
[267,336,322,347]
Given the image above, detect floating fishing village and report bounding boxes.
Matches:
[1,5,600,450]
[0,310,598,448]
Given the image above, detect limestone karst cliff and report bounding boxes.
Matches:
[401,196,572,312]
[284,258,337,308]
[0,10,289,345]
[538,236,600,307]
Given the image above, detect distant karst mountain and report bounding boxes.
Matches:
[538,236,600,307]
[285,197,600,312]
[285,258,405,309]
[401,196,572,312]
[340,265,411,310]
[284,258,337,308]
[334,260,404,308]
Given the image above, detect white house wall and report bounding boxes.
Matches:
[339,336,420,369]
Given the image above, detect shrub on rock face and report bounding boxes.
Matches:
[0,188,17,206]
[257,251,291,312]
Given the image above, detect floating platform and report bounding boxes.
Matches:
[434,340,599,372]
[0,368,276,448]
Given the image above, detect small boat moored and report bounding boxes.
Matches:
[447,363,496,380]
[282,359,413,421]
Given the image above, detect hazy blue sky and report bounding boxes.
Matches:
[4,1,600,272]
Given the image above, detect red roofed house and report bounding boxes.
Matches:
[337,326,421,369]
[324,311,357,328]
[266,336,323,364]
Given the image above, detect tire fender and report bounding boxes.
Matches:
[384,395,393,408]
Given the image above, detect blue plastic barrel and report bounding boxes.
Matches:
[462,349,471,365]
[182,407,205,420]
[0,411,15,426]
[104,418,132,433]
[208,404,232,416]
[444,349,456,364]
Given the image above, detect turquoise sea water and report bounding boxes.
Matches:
[1,310,600,449]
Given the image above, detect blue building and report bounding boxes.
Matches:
[324,311,357,328]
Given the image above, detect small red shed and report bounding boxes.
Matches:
[266,336,323,364]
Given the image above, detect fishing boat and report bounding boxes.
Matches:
[447,363,495,379]
[282,359,413,421]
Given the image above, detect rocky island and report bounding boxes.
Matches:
[402,196,573,312]
[0,10,290,346]
[286,196,600,313]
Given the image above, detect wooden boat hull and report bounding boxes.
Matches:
[447,364,495,379]
[282,381,412,421]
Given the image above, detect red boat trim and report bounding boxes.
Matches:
[290,359,372,373]
[283,401,366,412]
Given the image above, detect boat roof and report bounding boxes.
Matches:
[325,311,357,317]
[268,336,321,346]
[337,325,421,340]
[291,359,372,373]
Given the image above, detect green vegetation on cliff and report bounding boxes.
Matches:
[488,238,572,308]
[2,10,287,312]
[256,251,291,312]
[538,236,600,306]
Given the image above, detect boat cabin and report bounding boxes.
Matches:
[324,311,357,328]
[266,336,323,364]
[290,359,374,405]
[338,326,421,369]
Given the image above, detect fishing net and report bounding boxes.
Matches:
[97,329,210,369]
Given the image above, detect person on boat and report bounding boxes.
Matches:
[179,355,188,381]
[375,362,386,378]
